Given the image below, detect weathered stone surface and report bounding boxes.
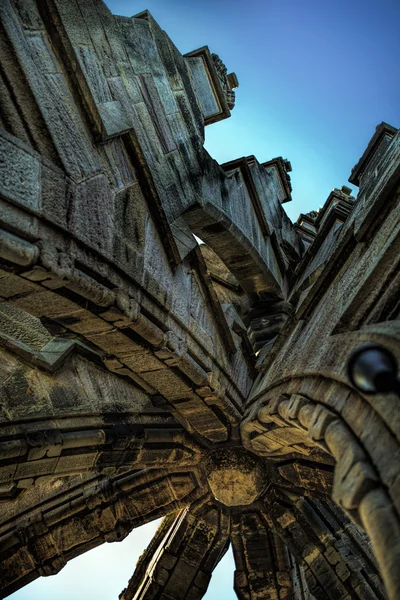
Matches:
[120,506,229,600]
[0,0,398,599]
[0,130,40,210]
[205,448,266,507]
[243,123,400,597]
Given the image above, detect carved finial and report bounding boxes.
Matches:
[340,185,352,196]
[304,209,320,221]
[211,53,239,111]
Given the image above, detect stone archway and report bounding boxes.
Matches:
[242,328,400,598]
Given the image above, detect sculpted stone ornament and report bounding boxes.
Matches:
[211,52,238,110]
[0,1,399,599]
[204,448,266,506]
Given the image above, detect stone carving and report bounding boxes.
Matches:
[211,52,238,110]
[0,1,399,599]
[305,210,319,221]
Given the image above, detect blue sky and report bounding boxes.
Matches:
[9,1,400,599]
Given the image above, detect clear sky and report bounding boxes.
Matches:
[9,1,400,599]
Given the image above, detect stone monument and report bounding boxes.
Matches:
[0,1,398,599]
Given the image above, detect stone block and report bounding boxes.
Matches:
[0,130,40,211]
[69,174,115,257]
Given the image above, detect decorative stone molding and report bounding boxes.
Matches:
[242,386,400,598]
[211,52,238,110]
[0,0,398,598]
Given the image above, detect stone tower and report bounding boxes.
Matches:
[0,1,399,599]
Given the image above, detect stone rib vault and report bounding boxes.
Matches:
[0,1,399,599]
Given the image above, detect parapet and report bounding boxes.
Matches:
[185,46,239,125]
[261,157,293,203]
[349,121,397,189]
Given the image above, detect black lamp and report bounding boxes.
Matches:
[347,343,400,395]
